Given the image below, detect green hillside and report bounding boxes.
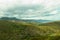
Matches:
[0,20,60,40]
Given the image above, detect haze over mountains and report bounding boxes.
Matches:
[0,17,51,23]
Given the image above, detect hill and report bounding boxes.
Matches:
[0,20,60,40]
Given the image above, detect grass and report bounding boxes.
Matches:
[0,20,60,40]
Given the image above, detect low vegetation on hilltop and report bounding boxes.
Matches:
[0,20,60,40]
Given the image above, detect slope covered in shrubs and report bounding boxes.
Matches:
[0,20,60,40]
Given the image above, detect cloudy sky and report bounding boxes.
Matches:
[0,0,60,20]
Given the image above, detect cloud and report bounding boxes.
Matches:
[0,0,60,20]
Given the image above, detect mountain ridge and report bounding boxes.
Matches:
[0,17,51,23]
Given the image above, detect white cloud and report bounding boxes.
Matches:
[0,0,60,20]
[49,10,58,15]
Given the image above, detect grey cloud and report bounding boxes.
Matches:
[4,5,44,18]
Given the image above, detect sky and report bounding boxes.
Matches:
[0,0,60,20]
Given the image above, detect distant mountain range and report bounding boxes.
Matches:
[20,19,51,23]
[0,17,51,23]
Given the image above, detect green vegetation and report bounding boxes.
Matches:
[0,20,60,40]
